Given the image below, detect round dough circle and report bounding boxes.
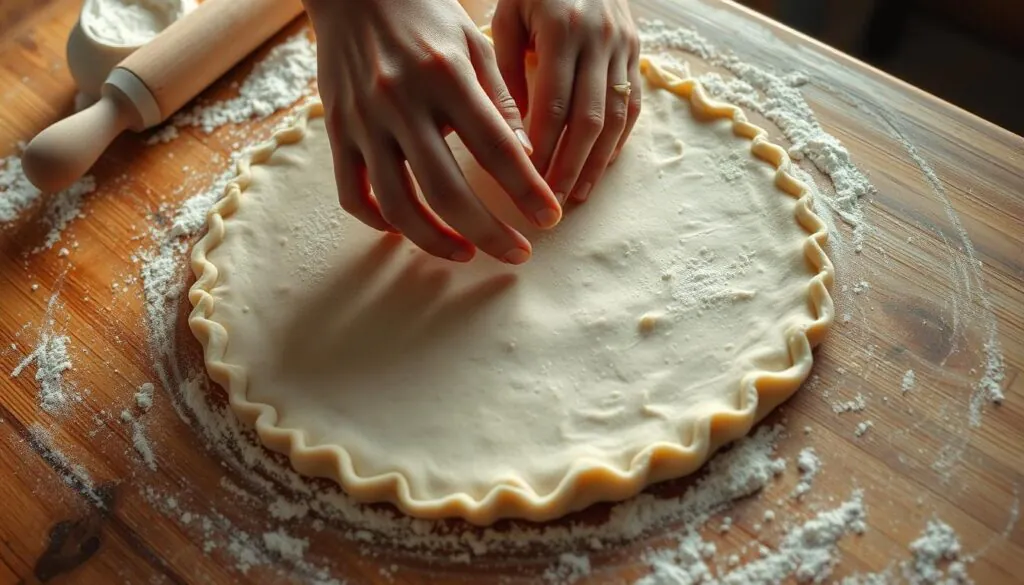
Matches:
[188,59,834,525]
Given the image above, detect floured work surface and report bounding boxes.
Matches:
[0,0,1022,583]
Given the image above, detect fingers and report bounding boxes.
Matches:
[400,120,533,264]
[527,36,576,176]
[611,50,643,164]
[332,141,394,233]
[466,31,533,155]
[571,53,631,202]
[448,45,562,230]
[544,51,607,205]
[490,2,530,117]
[365,139,473,261]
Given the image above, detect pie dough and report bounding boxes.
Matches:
[188,58,834,525]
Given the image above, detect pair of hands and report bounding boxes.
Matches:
[305,0,640,264]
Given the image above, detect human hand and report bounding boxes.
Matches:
[304,0,562,264]
[492,0,641,204]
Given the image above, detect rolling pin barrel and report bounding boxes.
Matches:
[120,0,305,121]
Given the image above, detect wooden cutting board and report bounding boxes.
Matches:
[1,0,1022,583]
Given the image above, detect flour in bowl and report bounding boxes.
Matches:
[81,0,197,46]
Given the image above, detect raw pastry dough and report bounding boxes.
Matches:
[188,59,834,525]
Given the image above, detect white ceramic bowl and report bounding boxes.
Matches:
[66,0,196,101]
[66,18,140,101]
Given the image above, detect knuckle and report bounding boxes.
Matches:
[566,7,586,27]
[494,89,519,114]
[467,29,493,52]
[543,14,573,43]
[577,109,605,135]
[477,129,519,164]
[545,99,570,122]
[369,71,403,101]
[417,49,466,78]
[598,16,616,42]
[627,32,641,55]
[628,95,642,119]
[325,103,344,129]
[608,103,629,127]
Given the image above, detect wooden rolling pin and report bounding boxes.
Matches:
[22,0,305,193]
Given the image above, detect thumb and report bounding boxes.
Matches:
[490,1,529,118]
[467,31,533,155]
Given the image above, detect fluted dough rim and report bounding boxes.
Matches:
[186,57,835,526]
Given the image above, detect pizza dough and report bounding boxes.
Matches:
[188,58,834,525]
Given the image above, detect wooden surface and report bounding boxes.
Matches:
[1,0,1022,583]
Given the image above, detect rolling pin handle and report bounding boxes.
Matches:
[21,77,147,193]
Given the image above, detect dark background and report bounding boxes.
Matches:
[737,0,1024,136]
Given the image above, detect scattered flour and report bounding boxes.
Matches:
[1005,489,1020,539]
[140,158,240,374]
[25,423,108,509]
[904,520,972,584]
[640,491,866,584]
[11,290,73,412]
[262,529,309,562]
[832,393,867,414]
[269,498,311,521]
[976,343,1005,406]
[173,32,317,133]
[842,518,973,584]
[882,125,1005,424]
[121,410,157,470]
[544,552,592,584]
[902,369,916,394]
[34,176,97,251]
[146,124,179,145]
[854,420,874,438]
[1,150,96,228]
[792,447,820,500]
[135,382,155,411]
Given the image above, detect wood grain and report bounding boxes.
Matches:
[1,0,1022,583]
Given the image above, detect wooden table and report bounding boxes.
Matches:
[1,0,1022,583]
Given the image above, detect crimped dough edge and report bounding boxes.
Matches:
[186,57,835,526]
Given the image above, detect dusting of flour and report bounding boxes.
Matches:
[171,32,317,134]
[10,289,74,413]
[1,149,96,233]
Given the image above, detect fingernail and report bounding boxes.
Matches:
[502,247,531,265]
[610,149,621,165]
[450,248,474,262]
[514,129,534,155]
[554,191,568,206]
[574,182,592,202]
[533,206,561,228]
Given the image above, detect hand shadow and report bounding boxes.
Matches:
[277,235,517,389]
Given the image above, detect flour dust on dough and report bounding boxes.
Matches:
[188,58,834,525]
